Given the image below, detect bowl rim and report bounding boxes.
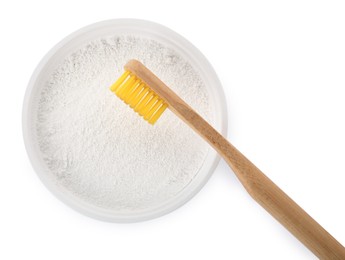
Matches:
[22,18,228,222]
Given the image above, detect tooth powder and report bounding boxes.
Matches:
[37,35,212,213]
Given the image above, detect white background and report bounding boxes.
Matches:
[1,1,344,259]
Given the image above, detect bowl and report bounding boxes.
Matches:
[22,19,228,222]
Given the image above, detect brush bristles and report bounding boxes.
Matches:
[110,70,168,124]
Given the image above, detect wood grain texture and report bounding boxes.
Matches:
[125,59,345,259]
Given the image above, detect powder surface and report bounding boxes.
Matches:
[37,35,212,212]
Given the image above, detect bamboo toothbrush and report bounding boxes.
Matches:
[110,59,345,259]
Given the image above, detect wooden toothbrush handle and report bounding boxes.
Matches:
[179,106,345,259]
[126,59,345,258]
[164,100,344,258]
[221,142,345,259]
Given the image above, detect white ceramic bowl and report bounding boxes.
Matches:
[23,19,228,222]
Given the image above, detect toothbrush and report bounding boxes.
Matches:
[110,59,345,259]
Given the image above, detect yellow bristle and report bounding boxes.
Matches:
[110,71,130,92]
[130,86,148,108]
[127,83,145,105]
[141,96,158,115]
[116,75,136,98]
[144,100,164,121]
[123,79,141,103]
[148,103,168,124]
[135,91,154,112]
[110,71,168,125]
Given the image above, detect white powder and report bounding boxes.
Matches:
[37,35,212,213]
